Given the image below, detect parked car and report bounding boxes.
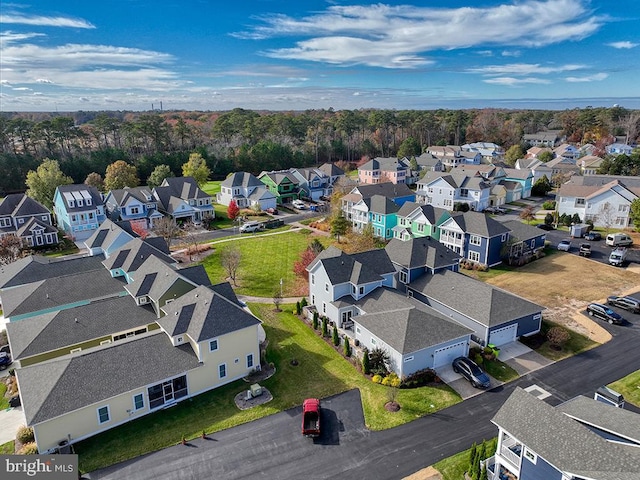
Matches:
[586,303,624,325]
[239,221,263,233]
[452,356,491,389]
[536,223,554,231]
[292,200,306,210]
[606,233,633,247]
[266,207,279,215]
[0,351,12,370]
[578,243,591,257]
[609,247,628,267]
[585,231,602,241]
[607,296,640,313]
[557,240,571,252]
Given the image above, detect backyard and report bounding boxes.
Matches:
[609,371,640,407]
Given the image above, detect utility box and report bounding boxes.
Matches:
[594,386,625,408]
[250,384,263,397]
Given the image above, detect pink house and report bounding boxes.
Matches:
[358,157,410,185]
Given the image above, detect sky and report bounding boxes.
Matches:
[1,0,639,112]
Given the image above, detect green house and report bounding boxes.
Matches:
[258,171,300,205]
[393,202,450,241]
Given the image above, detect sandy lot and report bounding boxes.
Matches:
[480,253,640,343]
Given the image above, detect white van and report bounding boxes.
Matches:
[239,221,263,233]
[609,247,628,267]
[605,233,633,247]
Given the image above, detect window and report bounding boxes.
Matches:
[359,286,364,295]
[404,356,414,362]
[371,338,377,345]
[97,406,110,424]
[356,326,361,334]
[501,233,507,242]
[70,347,82,354]
[247,354,254,368]
[576,198,585,205]
[86,198,92,205]
[469,235,481,246]
[468,251,480,262]
[524,447,537,464]
[133,393,144,411]
[209,339,218,351]
[417,223,424,232]
[322,302,326,313]
[399,271,408,284]
[77,199,83,207]
[71,215,77,222]
[148,376,188,409]
[41,215,48,221]
[130,207,140,215]
[113,328,147,341]
[311,274,315,285]
[325,283,329,292]
[619,204,628,212]
[219,364,227,378]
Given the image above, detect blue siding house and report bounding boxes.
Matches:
[53,184,106,241]
[385,237,460,285]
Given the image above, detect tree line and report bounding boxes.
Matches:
[1,106,639,195]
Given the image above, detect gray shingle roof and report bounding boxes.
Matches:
[124,255,194,300]
[447,211,511,238]
[221,172,263,188]
[502,220,545,243]
[6,296,158,360]
[2,268,128,319]
[17,331,200,425]
[310,247,395,286]
[354,182,414,200]
[409,269,542,327]
[492,388,640,478]
[102,237,176,273]
[0,254,106,289]
[318,162,345,177]
[347,288,471,354]
[158,285,260,342]
[385,237,461,270]
[84,219,134,250]
[365,195,399,215]
[0,194,50,217]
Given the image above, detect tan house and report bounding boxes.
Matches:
[4,224,263,453]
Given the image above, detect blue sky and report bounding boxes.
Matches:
[1,0,639,112]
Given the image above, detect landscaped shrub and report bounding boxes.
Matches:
[312,312,319,330]
[362,347,371,374]
[382,372,401,388]
[322,317,328,337]
[368,347,390,375]
[332,325,340,346]
[17,442,38,455]
[372,374,383,384]
[300,297,308,308]
[547,326,571,350]
[400,368,437,388]
[295,301,301,315]
[16,425,34,444]
[344,338,351,357]
[542,200,556,210]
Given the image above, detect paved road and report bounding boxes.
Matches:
[87,288,640,480]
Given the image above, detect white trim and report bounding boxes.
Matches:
[97,405,110,424]
[524,447,537,464]
[209,338,219,351]
[132,393,145,411]
[70,347,82,354]
[218,363,227,379]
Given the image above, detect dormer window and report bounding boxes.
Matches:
[86,198,92,206]
[68,200,75,208]
[77,199,83,207]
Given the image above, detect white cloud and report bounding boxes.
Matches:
[236,0,605,68]
[607,41,638,49]
[484,77,552,86]
[468,63,584,75]
[501,50,521,57]
[0,13,94,29]
[565,73,608,82]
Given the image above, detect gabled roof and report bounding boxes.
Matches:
[409,269,542,327]
[492,388,640,479]
[16,218,58,237]
[365,195,399,215]
[318,162,345,177]
[445,211,510,238]
[124,255,193,300]
[347,288,471,354]
[161,177,210,199]
[353,182,414,200]
[54,184,103,211]
[6,295,158,360]
[307,246,395,285]
[221,172,264,188]
[0,194,50,217]
[502,220,545,242]
[0,254,106,290]
[106,186,155,206]
[385,237,461,270]
[17,331,200,425]
[102,237,177,273]
[84,219,134,250]
[158,285,260,342]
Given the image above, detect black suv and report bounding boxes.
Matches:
[586,303,624,325]
[607,296,640,314]
[452,356,491,389]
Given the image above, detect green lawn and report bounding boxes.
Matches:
[434,437,497,480]
[0,440,14,454]
[201,180,222,196]
[0,383,9,410]
[482,358,519,383]
[202,230,331,297]
[75,304,460,473]
[609,370,640,407]
[520,320,598,361]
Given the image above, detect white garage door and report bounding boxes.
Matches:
[489,324,517,347]
[433,341,468,368]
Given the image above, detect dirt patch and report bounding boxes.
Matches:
[402,466,442,480]
[480,253,640,343]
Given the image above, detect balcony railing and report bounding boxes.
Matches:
[500,443,522,468]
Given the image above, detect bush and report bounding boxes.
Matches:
[344,338,351,357]
[372,374,383,384]
[295,301,301,315]
[542,200,556,210]
[400,368,437,388]
[16,425,34,444]
[300,297,308,308]
[17,442,38,455]
[312,312,319,330]
[547,326,571,349]
[322,317,328,337]
[362,347,371,375]
[332,325,340,346]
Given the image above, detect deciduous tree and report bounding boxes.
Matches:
[182,152,210,187]
[221,246,241,286]
[25,158,73,209]
[227,199,240,220]
[104,160,139,191]
[152,216,182,248]
[147,164,172,188]
[84,172,104,191]
[519,206,536,224]
[630,198,640,230]
[0,234,24,265]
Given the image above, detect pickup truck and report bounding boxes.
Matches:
[302,398,321,437]
[578,243,591,257]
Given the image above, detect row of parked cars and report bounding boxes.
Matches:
[586,295,640,325]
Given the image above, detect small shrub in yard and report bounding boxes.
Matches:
[332,326,339,346]
[312,312,319,330]
[381,372,401,387]
[322,317,328,337]
[16,425,34,444]
[400,368,437,388]
[542,200,556,210]
[372,374,383,384]
[362,347,371,375]
[295,301,301,315]
[547,326,571,350]
[344,338,351,357]
[17,442,38,455]
[300,297,308,308]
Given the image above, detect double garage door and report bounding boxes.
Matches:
[489,324,517,347]
[433,341,468,368]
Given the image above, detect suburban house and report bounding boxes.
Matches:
[449,165,533,202]
[437,211,511,266]
[515,157,553,184]
[258,171,300,205]
[461,142,504,163]
[501,220,547,264]
[342,183,415,224]
[291,165,344,200]
[84,219,139,257]
[580,155,605,175]
[522,130,563,147]
[53,184,106,241]
[153,177,214,223]
[544,156,581,180]
[104,186,164,230]
[487,387,640,480]
[425,146,468,169]
[556,175,640,228]
[216,172,277,211]
[415,153,445,173]
[318,162,346,187]
[3,224,263,453]
[358,157,411,185]
[606,143,634,155]
[307,240,543,376]
[407,269,542,347]
[393,202,450,241]
[349,194,399,239]
[415,171,492,212]
[0,193,59,247]
[553,143,580,161]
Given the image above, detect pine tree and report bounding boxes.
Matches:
[480,463,488,480]
[362,347,371,374]
[312,311,319,330]
[468,442,478,475]
[332,325,339,346]
[295,301,301,315]
[322,317,328,337]
[344,338,351,357]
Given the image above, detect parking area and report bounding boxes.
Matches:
[584,289,640,334]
